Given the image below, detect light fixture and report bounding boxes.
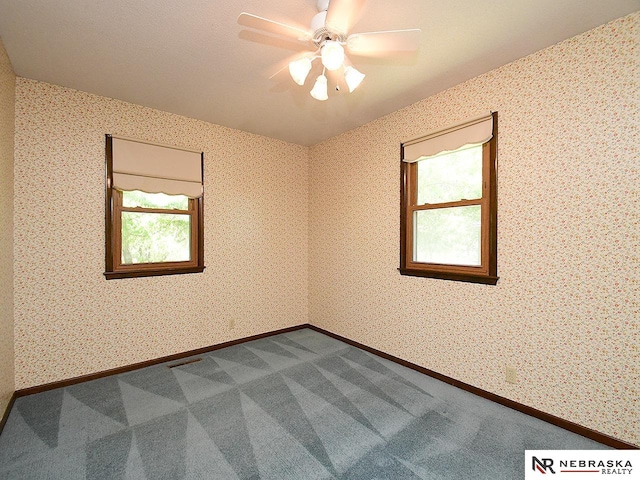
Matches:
[310,74,328,101]
[343,66,365,92]
[288,57,313,85]
[240,0,423,102]
[287,40,365,100]
[320,40,344,71]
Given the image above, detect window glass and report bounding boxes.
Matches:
[121,211,191,264]
[416,145,483,205]
[122,190,189,210]
[414,206,481,266]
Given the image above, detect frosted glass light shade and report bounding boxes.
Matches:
[344,66,365,92]
[310,74,328,101]
[321,41,344,71]
[289,57,312,85]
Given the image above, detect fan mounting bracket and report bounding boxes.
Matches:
[312,28,346,47]
[310,10,346,48]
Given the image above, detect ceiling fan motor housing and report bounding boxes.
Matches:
[310,10,345,47]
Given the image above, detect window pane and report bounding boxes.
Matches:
[121,212,191,264]
[416,144,483,205]
[414,206,481,266]
[122,190,189,210]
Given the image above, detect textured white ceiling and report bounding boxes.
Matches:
[0,0,638,145]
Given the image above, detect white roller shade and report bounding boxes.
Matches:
[112,137,203,198]
[402,113,493,163]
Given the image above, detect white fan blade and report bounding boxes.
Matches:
[268,62,292,80]
[325,0,366,36]
[347,29,421,55]
[238,12,311,41]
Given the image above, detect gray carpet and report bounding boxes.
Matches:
[0,328,608,479]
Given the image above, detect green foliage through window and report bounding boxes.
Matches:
[416,145,482,205]
[122,190,188,210]
[414,206,481,266]
[414,145,483,266]
[120,190,191,264]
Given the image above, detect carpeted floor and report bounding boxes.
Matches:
[0,328,608,479]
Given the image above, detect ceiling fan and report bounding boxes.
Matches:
[238,0,421,101]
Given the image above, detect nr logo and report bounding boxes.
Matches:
[532,457,556,474]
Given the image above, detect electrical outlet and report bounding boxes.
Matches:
[229,318,235,329]
[505,366,517,384]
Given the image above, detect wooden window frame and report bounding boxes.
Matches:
[104,136,205,280]
[399,112,498,285]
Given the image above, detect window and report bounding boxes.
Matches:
[104,136,205,279]
[399,112,498,284]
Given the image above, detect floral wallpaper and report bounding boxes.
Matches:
[9,11,638,450]
[0,37,15,417]
[13,79,309,390]
[309,12,639,446]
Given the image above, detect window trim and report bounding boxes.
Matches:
[399,112,498,285]
[104,135,205,280]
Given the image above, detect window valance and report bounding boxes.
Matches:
[111,136,203,198]
[402,112,493,163]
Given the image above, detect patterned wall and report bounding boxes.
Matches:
[0,38,15,416]
[10,12,639,448]
[309,12,639,446]
[13,80,309,389]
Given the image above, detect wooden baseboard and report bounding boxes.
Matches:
[16,324,310,397]
[307,325,638,450]
[10,322,637,449]
[0,391,17,436]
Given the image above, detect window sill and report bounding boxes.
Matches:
[398,267,498,285]
[104,266,205,280]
